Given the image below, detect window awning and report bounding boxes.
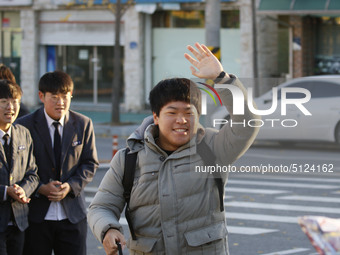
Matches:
[258,0,340,15]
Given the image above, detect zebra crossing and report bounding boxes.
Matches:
[225,173,340,255]
[85,173,340,255]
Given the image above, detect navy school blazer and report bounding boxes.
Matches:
[16,107,99,223]
[0,124,39,231]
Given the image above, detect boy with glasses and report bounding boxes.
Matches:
[16,71,99,255]
[0,64,30,118]
[0,79,39,255]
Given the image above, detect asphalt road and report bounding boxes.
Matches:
[85,142,340,255]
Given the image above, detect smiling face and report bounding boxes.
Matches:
[153,101,199,151]
[0,80,22,132]
[0,98,20,132]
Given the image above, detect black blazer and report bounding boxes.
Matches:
[0,124,39,231]
[16,107,99,224]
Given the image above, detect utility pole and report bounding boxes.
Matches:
[205,0,221,61]
[111,0,121,124]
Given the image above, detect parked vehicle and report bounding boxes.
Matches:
[210,75,340,146]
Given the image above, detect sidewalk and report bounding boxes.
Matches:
[77,110,151,137]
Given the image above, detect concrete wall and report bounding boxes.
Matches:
[19,2,142,109]
[239,0,282,95]
[17,0,282,110]
[20,10,39,107]
[290,15,316,78]
[239,0,254,78]
[123,7,144,112]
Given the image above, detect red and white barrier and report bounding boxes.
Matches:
[112,135,118,157]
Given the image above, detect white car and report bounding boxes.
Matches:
[209,75,340,145]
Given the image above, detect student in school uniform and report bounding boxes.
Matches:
[0,79,39,255]
[17,70,99,255]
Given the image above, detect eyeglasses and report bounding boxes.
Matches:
[46,93,73,103]
[0,99,20,108]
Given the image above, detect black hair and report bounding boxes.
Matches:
[149,78,201,116]
[39,70,73,94]
[0,79,22,99]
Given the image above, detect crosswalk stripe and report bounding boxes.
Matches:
[225,201,340,214]
[87,196,235,204]
[227,179,339,189]
[227,226,278,235]
[87,179,337,194]
[277,195,340,203]
[261,248,310,255]
[224,196,234,200]
[243,152,340,161]
[110,218,280,236]
[233,175,340,183]
[85,187,98,193]
[104,217,279,236]
[226,212,297,223]
[226,187,290,194]
[86,186,289,195]
[99,163,110,168]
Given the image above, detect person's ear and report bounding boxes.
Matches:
[153,112,159,125]
[38,91,45,103]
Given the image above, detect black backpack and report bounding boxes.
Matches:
[122,140,224,240]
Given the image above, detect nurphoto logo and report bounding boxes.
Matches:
[197,82,312,128]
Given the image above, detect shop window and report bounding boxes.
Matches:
[315,17,340,74]
[152,10,239,28]
[50,45,124,104]
[221,10,240,28]
[0,11,21,84]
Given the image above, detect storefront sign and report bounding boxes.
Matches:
[2,18,10,27]
[0,0,32,6]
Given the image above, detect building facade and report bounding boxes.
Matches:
[2,0,337,111]
[258,0,340,79]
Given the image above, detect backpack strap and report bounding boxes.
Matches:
[123,148,138,240]
[196,140,225,212]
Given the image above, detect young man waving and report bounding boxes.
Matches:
[88,43,259,255]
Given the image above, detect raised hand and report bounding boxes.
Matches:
[184,42,228,80]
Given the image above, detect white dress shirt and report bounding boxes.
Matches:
[43,109,68,221]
